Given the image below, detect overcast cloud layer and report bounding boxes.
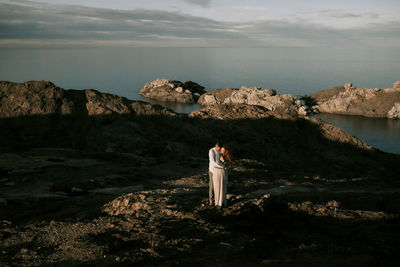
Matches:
[0,0,399,48]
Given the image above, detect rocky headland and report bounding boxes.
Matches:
[307,81,400,119]
[0,80,177,118]
[198,86,308,117]
[139,79,206,104]
[1,80,400,266]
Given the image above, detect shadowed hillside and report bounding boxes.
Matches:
[1,81,400,266]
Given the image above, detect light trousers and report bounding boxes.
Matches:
[209,171,213,202]
[212,168,227,208]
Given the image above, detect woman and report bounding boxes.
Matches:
[213,144,232,210]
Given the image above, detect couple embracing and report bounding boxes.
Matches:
[208,141,232,210]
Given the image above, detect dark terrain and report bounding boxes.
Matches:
[1,81,400,266]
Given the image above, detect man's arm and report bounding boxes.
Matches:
[209,149,216,170]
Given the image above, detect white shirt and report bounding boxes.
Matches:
[209,147,224,173]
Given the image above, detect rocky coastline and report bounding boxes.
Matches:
[1,80,400,266]
[141,78,400,119]
[198,86,308,117]
[306,81,400,119]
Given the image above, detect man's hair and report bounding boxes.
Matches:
[216,140,224,147]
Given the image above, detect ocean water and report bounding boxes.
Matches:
[1,47,399,153]
[315,114,400,155]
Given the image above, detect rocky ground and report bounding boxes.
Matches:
[1,148,400,266]
[1,81,400,266]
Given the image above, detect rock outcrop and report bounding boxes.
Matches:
[198,86,307,116]
[197,88,238,105]
[0,80,376,156]
[0,81,73,117]
[189,103,373,151]
[387,103,400,119]
[310,82,400,118]
[0,80,176,118]
[139,79,206,104]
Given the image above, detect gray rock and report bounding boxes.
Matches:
[394,80,400,89]
[139,79,205,104]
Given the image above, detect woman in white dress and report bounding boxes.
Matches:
[213,145,232,210]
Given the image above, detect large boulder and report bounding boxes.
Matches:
[310,82,400,118]
[139,79,206,104]
[393,80,400,89]
[198,86,306,116]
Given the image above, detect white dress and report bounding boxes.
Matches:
[213,158,227,208]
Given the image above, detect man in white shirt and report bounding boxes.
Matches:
[208,141,224,206]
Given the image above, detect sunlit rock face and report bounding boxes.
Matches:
[198,86,308,116]
[311,81,400,118]
[0,80,177,118]
[387,103,400,119]
[393,80,400,89]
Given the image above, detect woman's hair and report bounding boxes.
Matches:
[216,140,224,147]
[222,144,232,167]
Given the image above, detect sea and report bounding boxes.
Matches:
[1,47,399,154]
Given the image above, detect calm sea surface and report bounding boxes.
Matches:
[1,47,399,153]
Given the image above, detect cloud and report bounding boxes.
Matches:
[0,0,398,48]
[182,0,211,8]
[320,9,380,19]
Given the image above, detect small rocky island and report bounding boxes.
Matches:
[139,78,206,104]
[1,80,400,266]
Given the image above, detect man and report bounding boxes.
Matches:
[208,141,224,206]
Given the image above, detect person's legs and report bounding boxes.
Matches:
[213,169,222,208]
[222,173,227,207]
[209,171,213,205]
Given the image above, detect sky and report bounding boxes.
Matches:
[0,0,399,48]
